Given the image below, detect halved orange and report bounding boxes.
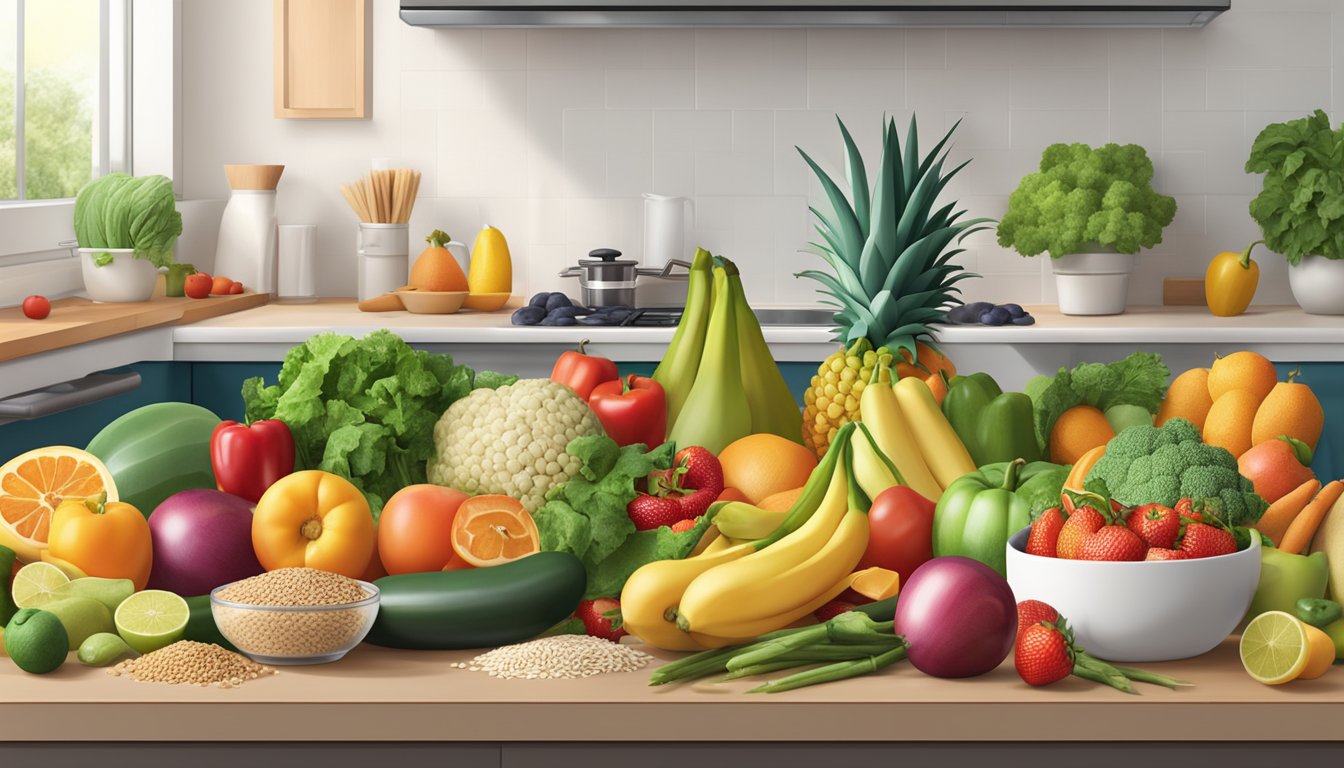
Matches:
[0,446,117,563]
[449,495,540,567]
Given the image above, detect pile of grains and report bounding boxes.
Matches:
[107,641,276,688]
[216,567,370,606]
[213,567,376,659]
[452,635,652,679]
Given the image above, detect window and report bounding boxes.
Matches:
[0,0,126,204]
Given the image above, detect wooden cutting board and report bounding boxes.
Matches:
[0,292,268,363]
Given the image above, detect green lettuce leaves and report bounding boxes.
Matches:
[535,436,715,599]
[1246,109,1344,266]
[241,330,517,519]
[1027,352,1170,453]
[74,173,183,268]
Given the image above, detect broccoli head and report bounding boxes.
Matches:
[1083,418,1268,526]
[997,142,1177,258]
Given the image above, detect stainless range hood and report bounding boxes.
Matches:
[399,1,1229,28]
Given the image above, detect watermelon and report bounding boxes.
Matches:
[86,402,220,518]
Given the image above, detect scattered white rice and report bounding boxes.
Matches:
[453,635,652,679]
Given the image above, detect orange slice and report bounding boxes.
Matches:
[450,495,540,567]
[0,446,117,563]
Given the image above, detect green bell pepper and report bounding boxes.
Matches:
[943,373,1043,466]
[932,459,1069,576]
[1245,547,1329,622]
[165,263,196,297]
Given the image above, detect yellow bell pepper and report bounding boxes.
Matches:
[252,470,375,579]
[1205,240,1262,317]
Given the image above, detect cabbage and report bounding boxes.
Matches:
[74,173,182,268]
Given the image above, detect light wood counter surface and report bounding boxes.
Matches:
[1,638,1340,742]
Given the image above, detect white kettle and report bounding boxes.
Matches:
[642,193,694,270]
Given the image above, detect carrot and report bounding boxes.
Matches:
[1255,478,1320,547]
[1280,480,1344,555]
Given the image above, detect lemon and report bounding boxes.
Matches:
[12,562,71,609]
[1240,610,1335,685]
[4,608,69,674]
[114,589,189,654]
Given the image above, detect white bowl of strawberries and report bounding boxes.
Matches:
[1004,510,1262,663]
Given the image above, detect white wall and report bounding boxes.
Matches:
[179,0,1344,306]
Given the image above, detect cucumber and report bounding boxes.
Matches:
[365,552,586,650]
[183,594,237,652]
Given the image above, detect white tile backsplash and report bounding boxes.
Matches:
[180,0,1344,304]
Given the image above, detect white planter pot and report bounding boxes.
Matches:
[80,248,159,302]
[1287,255,1344,315]
[1050,252,1137,316]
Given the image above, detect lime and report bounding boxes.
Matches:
[55,577,135,615]
[42,596,114,650]
[4,608,69,674]
[1241,610,1312,685]
[11,562,71,609]
[114,590,189,654]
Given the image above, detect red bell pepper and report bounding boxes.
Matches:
[589,375,667,448]
[550,338,619,400]
[211,420,296,503]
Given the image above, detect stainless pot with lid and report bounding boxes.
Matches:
[559,248,690,308]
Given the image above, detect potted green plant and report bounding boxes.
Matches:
[997,143,1177,316]
[74,173,183,302]
[1245,109,1344,315]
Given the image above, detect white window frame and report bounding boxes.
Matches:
[0,0,177,306]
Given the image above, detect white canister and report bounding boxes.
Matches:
[357,223,409,300]
[642,193,694,270]
[277,224,317,303]
[215,189,278,295]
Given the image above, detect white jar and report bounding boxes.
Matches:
[215,189,278,295]
[357,223,409,300]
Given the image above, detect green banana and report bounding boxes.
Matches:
[726,262,804,445]
[668,265,752,454]
[653,247,713,427]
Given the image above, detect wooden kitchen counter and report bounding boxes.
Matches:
[2,638,1340,742]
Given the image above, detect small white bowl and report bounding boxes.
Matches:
[1005,527,1261,662]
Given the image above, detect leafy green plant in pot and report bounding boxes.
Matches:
[997,143,1177,316]
[73,173,182,302]
[1245,109,1344,315]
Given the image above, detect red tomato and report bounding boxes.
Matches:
[184,273,213,299]
[857,485,936,585]
[378,484,471,575]
[22,295,50,319]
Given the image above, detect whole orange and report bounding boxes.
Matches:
[1048,405,1115,465]
[1204,389,1260,458]
[758,486,805,512]
[1208,351,1277,403]
[717,434,818,505]
[378,484,470,575]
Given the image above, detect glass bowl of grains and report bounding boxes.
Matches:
[210,568,380,665]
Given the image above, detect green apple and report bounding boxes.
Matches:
[1104,404,1154,435]
[1245,548,1329,623]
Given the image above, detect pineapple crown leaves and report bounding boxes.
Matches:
[795,114,994,362]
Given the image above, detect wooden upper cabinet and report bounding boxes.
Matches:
[274,0,370,119]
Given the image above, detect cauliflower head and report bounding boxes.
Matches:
[1083,417,1268,526]
[427,378,604,511]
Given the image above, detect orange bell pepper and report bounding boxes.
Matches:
[252,470,376,579]
[48,492,153,590]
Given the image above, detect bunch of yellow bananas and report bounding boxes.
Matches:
[621,424,900,651]
[849,368,976,502]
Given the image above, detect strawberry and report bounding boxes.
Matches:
[669,517,699,533]
[814,600,857,623]
[1078,525,1147,561]
[575,598,626,642]
[1027,507,1065,557]
[1180,522,1237,559]
[1127,503,1179,549]
[641,446,725,526]
[1174,497,1203,523]
[1016,600,1060,642]
[1015,620,1075,687]
[1056,505,1105,559]
[675,446,725,497]
[1145,547,1190,561]
[626,494,688,531]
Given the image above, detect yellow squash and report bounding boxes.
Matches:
[1205,240,1261,317]
[466,225,513,294]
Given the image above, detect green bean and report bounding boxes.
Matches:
[747,645,908,694]
[1071,661,1136,694]
[1108,664,1193,689]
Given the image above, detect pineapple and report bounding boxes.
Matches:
[797,116,989,457]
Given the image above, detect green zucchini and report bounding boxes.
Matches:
[183,594,237,652]
[365,552,586,650]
